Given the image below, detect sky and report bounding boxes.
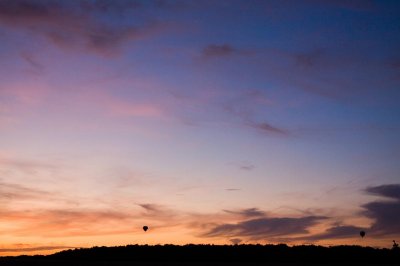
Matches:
[0,0,400,255]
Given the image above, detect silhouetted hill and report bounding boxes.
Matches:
[0,244,399,265]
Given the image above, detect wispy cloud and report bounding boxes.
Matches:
[247,121,288,136]
[308,0,376,11]
[300,184,400,241]
[238,161,255,171]
[202,216,326,240]
[20,51,44,75]
[0,0,170,55]
[221,89,287,136]
[300,225,367,241]
[105,99,164,118]
[362,184,400,236]
[279,46,399,100]
[365,184,400,200]
[0,245,75,253]
[70,88,167,121]
[138,203,179,221]
[79,0,142,12]
[197,184,400,242]
[1,183,398,243]
[0,181,52,201]
[0,208,134,237]
[293,49,326,69]
[201,43,254,60]
[0,156,58,175]
[199,41,399,103]
[0,82,48,107]
[139,203,165,214]
[202,44,237,58]
[222,208,265,219]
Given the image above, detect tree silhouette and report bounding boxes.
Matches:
[0,244,399,265]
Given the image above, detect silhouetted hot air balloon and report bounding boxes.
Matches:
[143,226,148,232]
[360,231,365,238]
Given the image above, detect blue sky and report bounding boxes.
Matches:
[0,0,399,254]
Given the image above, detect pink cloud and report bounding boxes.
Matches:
[0,244,75,253]
[0,209,135,237]
[86,89,166,119]
[1,82,48,106]
[0,83,49,129]
[106,98,164,118]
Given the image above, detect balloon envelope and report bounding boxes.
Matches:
[360,231,365,238]
[143,226,148,232]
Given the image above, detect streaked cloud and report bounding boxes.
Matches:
[139,203,169,215]
[200,184,400,242]
[223,208,265,219]
[0,184,398,243]
[0,181,52,201]
[293,49,326,69]
[221,89,287,135]
[225,188,241,192]
[0,208,134,237]
[298,184,400,241]
[138,203,182,226]
[238,162,255,171]
[0,0,399,253]
[202,44,237,58]
[362,184,400,236]
[0,0,170,55]
[0,156,58,175]
[300,225,367,241]
[202,216,326,240]
[365,184,400,200]
[247,121,288,136]
[0,245,75,253]
[20,51,44,75]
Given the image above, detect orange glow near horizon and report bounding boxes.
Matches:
[1,0,400,255]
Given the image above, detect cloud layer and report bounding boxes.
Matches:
[363,184,400,236]
[298,184,400,241]
[1,0,400,253]
[1,178,399,246]
[202,216,326,240]
[0,0,168,55]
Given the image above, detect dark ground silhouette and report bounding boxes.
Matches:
[0,244,399,265]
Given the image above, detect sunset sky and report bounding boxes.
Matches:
[1,0,400,255]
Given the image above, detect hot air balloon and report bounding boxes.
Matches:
[360,231,365,238]
[143,226,148,232]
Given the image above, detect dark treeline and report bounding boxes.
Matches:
[0,244,399,265]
